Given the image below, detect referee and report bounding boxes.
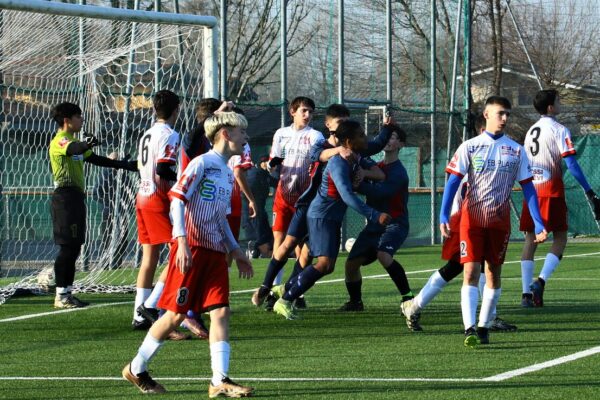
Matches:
[49,102,137,308]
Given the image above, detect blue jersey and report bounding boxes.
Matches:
[296,125,393,207]
[307,154,380,223]
[358,159,409,228]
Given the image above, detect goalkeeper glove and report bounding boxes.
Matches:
[119,154,138,172]
[84,134,101,147]
[586,189,600,220]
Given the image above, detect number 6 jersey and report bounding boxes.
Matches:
[524,116,576,198]
[136,122,180,211]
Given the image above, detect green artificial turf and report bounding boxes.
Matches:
[1,242,599,399]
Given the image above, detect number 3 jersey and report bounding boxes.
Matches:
[446,132,532,231]
[524,116,576,198]
[136,122,180,211]
[169,150,235,252]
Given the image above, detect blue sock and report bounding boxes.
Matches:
[284,259,304,292]
[262,257,288,288]
[282,265,323,301]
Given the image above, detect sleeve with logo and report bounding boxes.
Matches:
[169,157,204,238]
[269,129,284,159]
[445,142,469,177]
[157,130,180,164]
[516,146,533,184]
[557,125,576,158]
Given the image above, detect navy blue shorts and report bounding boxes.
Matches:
[307,217,341,259]
[348,222,408,265]
[287,205,309,240]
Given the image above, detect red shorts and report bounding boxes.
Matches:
[441,213,461,262]
[519,196,567,232]
[157,242,229,314]
[227,215,241,241]
[136,207,172,245]
[272,189,296,233]
[459,224,510,266]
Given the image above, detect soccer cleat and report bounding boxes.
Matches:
[273,299,298,320]
[122,363,166,394]
[338,300,364,312]
[167,329,191,341]
[400,299,423,332]
[294,296,308,309]
[271,284,285,299]
[137,304,159,323]
[131,318,152,331]
[251,285,271,307]
[521,293,534,308]
[54,294,89,309]
[208,377,254,398]
[490,317,517,332]
[476,326,490,344]
[182,316,209,339]
[264,294,276,312]
[464,326,479,348]
[530,278,545,307]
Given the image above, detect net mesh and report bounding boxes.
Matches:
[0,7,210,303]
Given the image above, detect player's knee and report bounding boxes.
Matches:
[209,306,230,322]
[376,251,393,266]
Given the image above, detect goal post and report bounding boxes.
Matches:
[0,0,219,304]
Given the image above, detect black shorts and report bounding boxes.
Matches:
[51,187,86,245]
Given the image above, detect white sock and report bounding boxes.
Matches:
[414,271,447,310]
[131,332,163,375]
[521,260,534,294]
[478,273,486,299]
[461,285,479,331]
[273,268,285,285]
[144,282,165,309]
[56,286,69,299]
[478,287,501,328]
[134,288,152,321]
[539,253,560,282]
[210,341,231,386]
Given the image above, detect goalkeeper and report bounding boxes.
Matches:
[519,89,600,308]
[49,102,137,309]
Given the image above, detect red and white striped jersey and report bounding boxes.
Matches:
[136,122,180,211]
[524,116,576,198]
[270,125,324,205]
[450,178,469,217]
[446,133,532,230]
[228,143,253,217]
[169,150,235,252]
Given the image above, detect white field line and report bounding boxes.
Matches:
[1,251,599,324]
[482,345,600,382]
[2,343,600,385]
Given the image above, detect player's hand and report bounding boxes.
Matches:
[378,213,392,226]
[175,238,192,274]
[440,222,451,239]
[215,101,235,114]
[231,248,253,279]
[586,189,600,220]
[534,229,548,244]
[120,154,138,172]
[353,167,365,189]
[383,115,395,126]
[247,200,257,218]
[84,134,100,147]
[339,147,356,162]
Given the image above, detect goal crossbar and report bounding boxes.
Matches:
[0,0,217,28]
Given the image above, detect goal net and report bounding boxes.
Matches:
[0,2,217,304]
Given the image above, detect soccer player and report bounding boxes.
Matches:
[272,120,392,320]
[339,125,416,324]
[49,102,137,308]
[252,104,389,309]
[132,90,182,330]
[520,89,600,307]
[401,115,517,332]
[122,111,254,397]
[268,97,324,284]
[439,96,547,347]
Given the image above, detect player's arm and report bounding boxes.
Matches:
[563,155,600,218]
[86,153,138,171]
[362,125,392,157]
[234,167,257,217]
[520,180,547,242]
[218,216,254,279]
[330,157,382,224]
[439,173,462,238]
[357,167,403,198]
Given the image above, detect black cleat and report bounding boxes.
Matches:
[264,294,277,312]
[137,304,159,323]
[464,326,478,347]
[530,278,545,307]
[490,317,517,332]
[338,300,364,312]
[131,318,152,331]
[477,326,490,344]
[521,293,534,308]
[294,296,308,309]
